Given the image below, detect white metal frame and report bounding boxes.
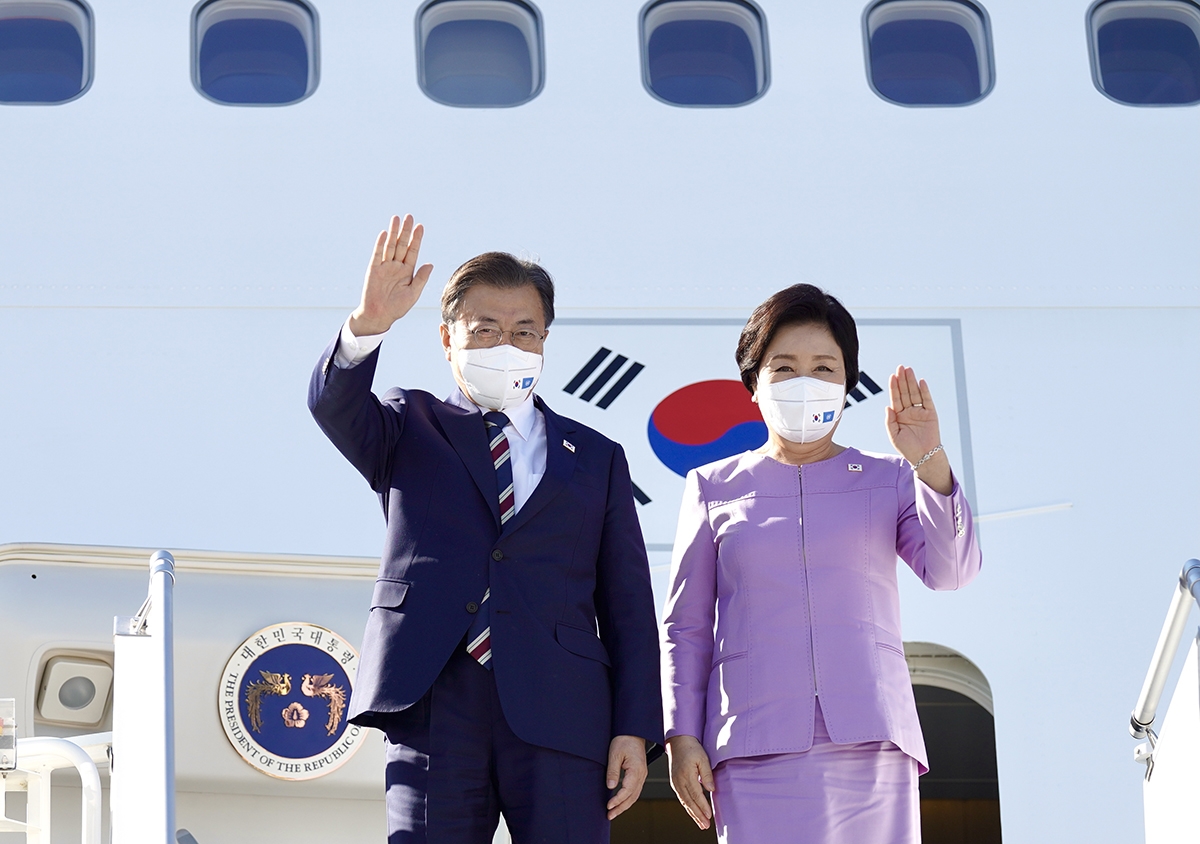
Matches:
[1131,560,1200,734]
[0,733,107,844]
[1130,559,1200,780]
[110,550,177,842]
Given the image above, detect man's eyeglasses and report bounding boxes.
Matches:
[461,325,546,352]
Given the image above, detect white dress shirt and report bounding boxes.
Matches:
[334,319,546,512]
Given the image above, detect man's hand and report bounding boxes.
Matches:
[605,735,648,820]
[666,734,714,830]
[348,214,434,337]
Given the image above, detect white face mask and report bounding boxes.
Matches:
[456,345,543,411]
[754,375,845,444]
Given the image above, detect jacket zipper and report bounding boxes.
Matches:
[799,466,819,696]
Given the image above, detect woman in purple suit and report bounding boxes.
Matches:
[661,284,982,843]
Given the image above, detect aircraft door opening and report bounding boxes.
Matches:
[907,642,1002,844]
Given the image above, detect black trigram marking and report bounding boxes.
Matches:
[564,348,645,409]
[631,483,651,506]
[844,371,883,408]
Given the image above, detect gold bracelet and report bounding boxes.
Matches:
[914,444,944,468]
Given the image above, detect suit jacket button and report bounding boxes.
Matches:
[492,550,504,561]
[466,601,479,614]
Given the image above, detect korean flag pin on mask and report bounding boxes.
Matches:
[753,374,845,444]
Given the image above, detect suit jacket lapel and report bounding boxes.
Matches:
[502,397,577,537]
[431,398,500,530]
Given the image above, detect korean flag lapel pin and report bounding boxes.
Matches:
[848,463,863,472]
[563,439,576,453]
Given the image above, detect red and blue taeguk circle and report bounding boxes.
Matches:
[648,380,768,477]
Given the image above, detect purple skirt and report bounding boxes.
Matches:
[711,700,920,844]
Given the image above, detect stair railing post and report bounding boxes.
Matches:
[111,550,177,843]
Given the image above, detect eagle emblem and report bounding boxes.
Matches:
[245,670,291,732]
[302,673,347,736]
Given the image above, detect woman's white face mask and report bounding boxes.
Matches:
[754,374,845,443]
[455,344,543,411]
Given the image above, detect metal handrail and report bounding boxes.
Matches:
[1130,559,1200,740]
[0,736,103,844]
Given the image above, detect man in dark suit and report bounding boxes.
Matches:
[308,214,663,843]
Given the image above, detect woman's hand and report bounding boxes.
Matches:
[666,735,715,830]
[886,365,953,495]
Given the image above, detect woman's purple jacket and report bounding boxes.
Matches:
[661,447,982,773]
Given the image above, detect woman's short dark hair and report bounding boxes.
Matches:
[440,252,555,328]
[736,284,859,394]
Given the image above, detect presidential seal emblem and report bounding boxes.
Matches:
[219,622,364,780]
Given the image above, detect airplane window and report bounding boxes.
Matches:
[640,0,769,107]
[864,0,994,106]
[192,0,319,106]
[1088,0,1200,105]
[0,0,92,105]
[417,0,543,107]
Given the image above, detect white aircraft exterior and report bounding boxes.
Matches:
[2,0,1199,842]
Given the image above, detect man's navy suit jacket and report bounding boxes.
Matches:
[308,335,664,766]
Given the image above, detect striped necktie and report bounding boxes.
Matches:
[466,411,514,669]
